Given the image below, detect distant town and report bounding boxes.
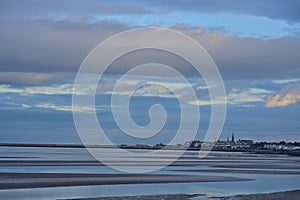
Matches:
[1,132,300,156]
[119,132,300,156]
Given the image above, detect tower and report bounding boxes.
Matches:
[231,132,235,143]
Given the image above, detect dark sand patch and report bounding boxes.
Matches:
[216,189,300,200]
[59,193,203,200]
[0,172,251,190]
[0,160,241,166]
[0,156,38,159]
[58,190,300,200]
[213,164,300,170]
[171,169,300,175]
[1,160,294,167]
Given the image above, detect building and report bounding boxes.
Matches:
[185,140,202,148]
[238,139,254,146]
[214,140,231,149]
[233,139,254,149]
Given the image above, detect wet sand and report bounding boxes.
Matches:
[1,159,299,168]
[59,190,300,200]
[58,194,202,200]
[213,164,300,170]
[0,172,251,190]
[218,189,300,200]
[1,147,299,199]
[171,169,300,174]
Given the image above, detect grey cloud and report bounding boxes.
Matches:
[0,19,299,83]
[86,25,300,80]
[0,72,74,86]
[0,0,157,19]
[0,19,129,72]
[191,30,300,80]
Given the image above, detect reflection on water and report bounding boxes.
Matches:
[0,146,299,200]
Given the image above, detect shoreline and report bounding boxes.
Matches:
[218,189,300,200]
[1,146,299,199]
[59,190,300,200]
[1,143,299,157]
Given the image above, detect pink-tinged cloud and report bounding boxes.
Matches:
[0,72,74,86]
[266,84,300,107]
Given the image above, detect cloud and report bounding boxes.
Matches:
[1,100,111,113]
[1,20,299,81]
[107,83,177,98]
[0,0,158,19]
[1,0,299,23]
[0,72,74,86]
[132,0,300,22]
[0,73,189,97]
[1,102,31,110]
[0,73,191,97]
[188,99,224,106]
[100,75,190,98]
[189,87,271,106]
[273,78,300,84]
[266,84,300,107]
[179,25,300,80]
[0,84,74,95]
[0,19,130,73]
[226,91,264,105]
[36,103,110,113]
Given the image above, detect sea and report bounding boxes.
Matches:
[0,146,299,199]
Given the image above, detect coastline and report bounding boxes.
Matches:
[1,146,299,199]
[59,190,300,200]
[218,189,300,200]
[1,143,299,157]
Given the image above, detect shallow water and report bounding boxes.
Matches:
[0,146,299,199]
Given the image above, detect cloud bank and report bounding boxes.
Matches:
[0,20,299,83]
[266,84,300,107]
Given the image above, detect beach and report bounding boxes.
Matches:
[219,190,300,200]
[0,172,250,190]
[0,146,299,199]
[59,190,300,200]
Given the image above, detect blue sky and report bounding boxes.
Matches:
[94,11,300,39]
[0,0,300,144]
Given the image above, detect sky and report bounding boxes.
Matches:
[0,0,300,144]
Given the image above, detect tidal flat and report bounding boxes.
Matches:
[0,146,299,200]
